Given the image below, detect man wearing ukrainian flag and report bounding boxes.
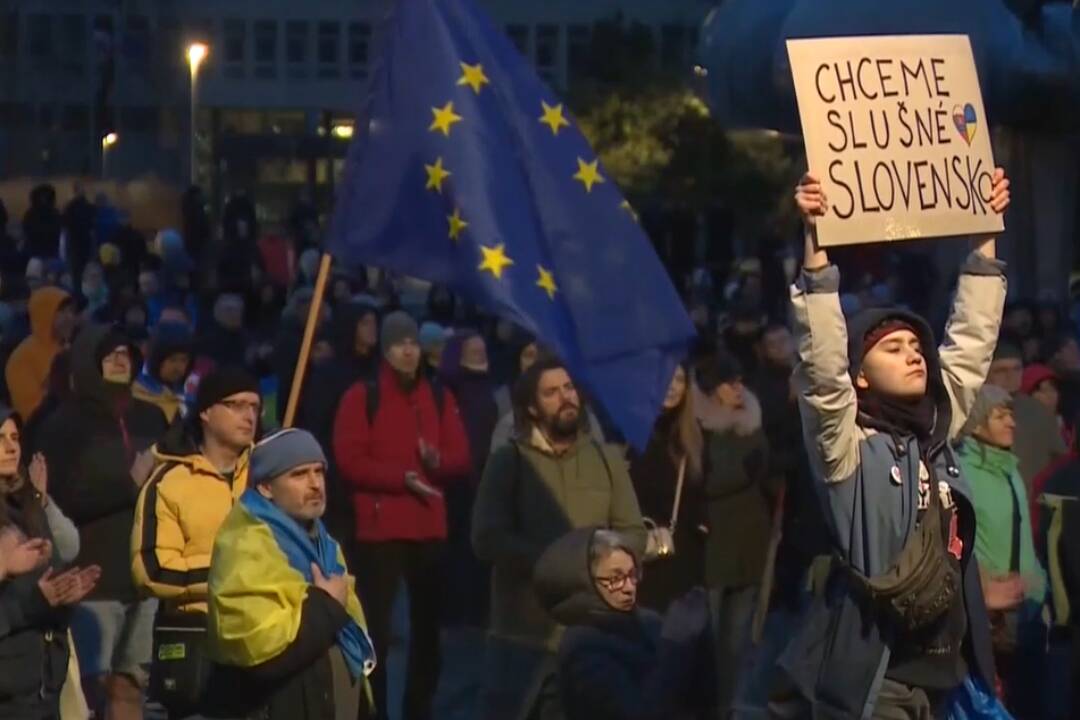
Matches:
[204,429,376,720]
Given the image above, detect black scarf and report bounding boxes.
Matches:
[858,389,936,445]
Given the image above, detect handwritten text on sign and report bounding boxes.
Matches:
[787,35,1003,247]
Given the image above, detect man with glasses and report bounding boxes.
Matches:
[131,366,260,718]
[39,325,170,720]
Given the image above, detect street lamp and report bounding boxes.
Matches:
[186,42,209,186]
[101,132,118,179]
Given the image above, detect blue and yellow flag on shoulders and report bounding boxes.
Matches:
[326,0,696,448]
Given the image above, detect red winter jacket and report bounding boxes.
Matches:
[333,363,471,542]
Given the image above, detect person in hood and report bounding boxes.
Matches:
[21,350,72,455]
[37,325,169,720]
[766,170,1012,719]
[432,331,500,716]
[5,286,76,419]
[532,528,715,720]
[133,322,194,423]
[297,302,380,542]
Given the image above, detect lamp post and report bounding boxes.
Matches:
[101,132,118,179]
[186,42,209,186]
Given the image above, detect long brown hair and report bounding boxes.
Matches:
[664,363,703,479]
[0,415,46,538]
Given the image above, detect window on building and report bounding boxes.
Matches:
[156,16,180,71]
[1,12,19,63]
[536,24,559,84]
[506,24,529,58]
[317,21,340,79]
[266,111,305,135]
[61,105,89,133]
[121,106,158,133]
[224,18,245,78]
[125,14,150,71]
[28,14,53,59]
[661,24,686,70]
[347,22,371,80]
[59,15,86,73]
[254,20,277,79]
[38,105,54,130]
[286,20,308,79]
[567,24,591,80]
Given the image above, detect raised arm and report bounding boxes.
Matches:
[939,169,1010,439]
[791,174,860,483]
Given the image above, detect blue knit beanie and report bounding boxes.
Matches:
[250,429,327,485]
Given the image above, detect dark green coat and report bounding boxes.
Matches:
[700,394,780,589]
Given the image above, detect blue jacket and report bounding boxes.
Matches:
[777,251,1007,719]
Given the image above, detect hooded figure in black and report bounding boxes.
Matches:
[297,302,380,541]
[533,527,715,720]
[39,326,168,600]
[37,325,169,715]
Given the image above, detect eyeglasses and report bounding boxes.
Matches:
[220,399,262,415]
[103,348,131,362]
[595,568,642,592]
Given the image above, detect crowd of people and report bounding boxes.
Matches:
[0,168,1077,720]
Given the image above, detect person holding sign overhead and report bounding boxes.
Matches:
[767,168,1012,719]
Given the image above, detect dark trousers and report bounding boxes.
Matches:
[710,585,758,717]
[352,540,444,720]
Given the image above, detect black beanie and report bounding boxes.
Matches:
[196,366,260,415]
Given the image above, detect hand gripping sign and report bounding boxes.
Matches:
[787,35,1003,247]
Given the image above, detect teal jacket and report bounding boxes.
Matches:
[956,437,1047,603]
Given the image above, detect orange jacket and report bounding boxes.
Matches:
[5,287,70,419]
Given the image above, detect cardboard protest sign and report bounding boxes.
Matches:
[786,35,1003,247]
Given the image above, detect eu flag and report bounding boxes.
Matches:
[326,0,696,448]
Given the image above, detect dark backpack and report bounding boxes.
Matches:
[363,374,446,425]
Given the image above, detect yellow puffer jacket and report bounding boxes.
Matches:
[131,425,251,616]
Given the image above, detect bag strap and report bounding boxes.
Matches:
[1007,472,1022,574]
[669,456,687,531]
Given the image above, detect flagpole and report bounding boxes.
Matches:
[283,252,334,428]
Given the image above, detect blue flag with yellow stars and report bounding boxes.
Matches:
[326,0,695,448]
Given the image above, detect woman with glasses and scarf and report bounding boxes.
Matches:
[533,528,715,720]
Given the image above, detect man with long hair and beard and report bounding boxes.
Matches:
[472,357,646,720]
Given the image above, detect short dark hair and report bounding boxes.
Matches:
[694,351,742,396]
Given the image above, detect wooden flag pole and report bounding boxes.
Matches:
[283,252,334,428]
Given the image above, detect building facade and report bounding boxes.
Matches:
[0,0,711,218]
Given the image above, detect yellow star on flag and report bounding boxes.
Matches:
[429,101,463,136]
[447,208,468,242]
[478,244,514,280]
[425,157,451,193]
[620,199,639,223]
[457,62,490,94]
[573,157,605,193]
[539,101,571,135]
[536,265,558,299]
